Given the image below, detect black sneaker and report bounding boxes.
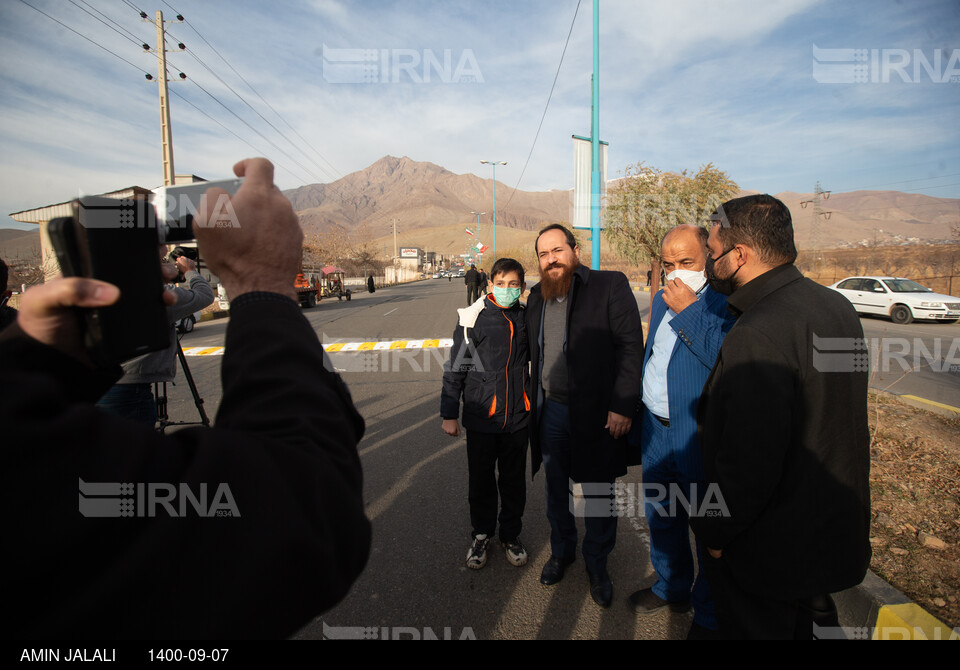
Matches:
[502,538,528,566]
[466,534,489,570]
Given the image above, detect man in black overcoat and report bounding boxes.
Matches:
[525,224,643,608]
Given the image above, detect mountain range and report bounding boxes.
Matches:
[3,156,958,265]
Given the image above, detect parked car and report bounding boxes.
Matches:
[176,310,202,334]
[828,276,960,324]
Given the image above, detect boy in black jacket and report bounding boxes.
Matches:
[441,258,530,569]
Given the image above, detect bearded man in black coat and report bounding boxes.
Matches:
[525,224,643,608]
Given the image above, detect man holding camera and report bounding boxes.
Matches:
[2,158,371,639]
[96,251,213,425]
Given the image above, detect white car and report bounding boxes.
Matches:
[828,276,960,324]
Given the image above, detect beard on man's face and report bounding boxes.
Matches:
[539,258,578,301]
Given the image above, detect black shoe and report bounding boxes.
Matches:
[627,587,691,615]
[539,555,574,585]
[587,568,613,608]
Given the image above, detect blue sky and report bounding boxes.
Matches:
[1,0,958,230]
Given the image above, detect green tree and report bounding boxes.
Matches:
[603,162,739,295]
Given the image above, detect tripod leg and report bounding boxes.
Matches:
[155,382,169,434]
[177,341,210,426]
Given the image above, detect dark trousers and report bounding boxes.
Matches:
[466,283,479,305]
[703,554,840,639]
[540,398,617,575]
[640,406,716,629]
[97,383,157,426]
[466,428,528,541]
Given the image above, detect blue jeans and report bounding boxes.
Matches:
[540,398,617,575]
[97,383,157,427]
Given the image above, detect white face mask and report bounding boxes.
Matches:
[665,268,707,294]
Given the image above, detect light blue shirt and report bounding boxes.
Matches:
[641,290,708,420]
[641,306,677,420]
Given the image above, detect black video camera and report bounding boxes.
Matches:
[47,179,243,365]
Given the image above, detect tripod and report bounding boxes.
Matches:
[155,339,210,434]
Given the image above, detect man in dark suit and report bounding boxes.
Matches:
[627,225,736,639]
[690,194,871,639]
[465,264,480,305]
[526,224,643,608]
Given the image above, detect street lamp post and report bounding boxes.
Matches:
[480,161,506,260]
[470,211,485,266]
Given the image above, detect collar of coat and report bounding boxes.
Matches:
[726,263,803,316]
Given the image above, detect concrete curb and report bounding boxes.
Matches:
[833,570,958,639]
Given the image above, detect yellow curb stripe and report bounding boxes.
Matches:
[900,395,960,415]
[184,341,456,356]
[873,603,959,640]
[182,347,225,356]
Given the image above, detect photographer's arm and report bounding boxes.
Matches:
[5,160,370,639]
[166,261,215,323]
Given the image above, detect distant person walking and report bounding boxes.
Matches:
[465,264,479,305]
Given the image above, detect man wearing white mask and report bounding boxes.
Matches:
[627,224,737,639]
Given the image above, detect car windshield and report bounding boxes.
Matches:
[882,279,931,293]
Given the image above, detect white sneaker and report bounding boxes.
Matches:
[466,534,489,569]
[502,538,528,566]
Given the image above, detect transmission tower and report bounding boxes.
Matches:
[800,181,832,267]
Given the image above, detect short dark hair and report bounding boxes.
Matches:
[712,194,797,266]
[0,257,8,293]
[490,257,525,284]
[535,223,577,255]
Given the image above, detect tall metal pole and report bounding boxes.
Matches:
[590,0,601,269]
[155,11,175,186]
[481,161,506,260]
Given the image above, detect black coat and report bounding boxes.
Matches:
[691,264,871,600]
[525,265,644,481]
[464,268,479,286]
[440,296,530,433]
[2,293,371,639]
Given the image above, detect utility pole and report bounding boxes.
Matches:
[154,11,174,185]
[800,181,831,267]
[144,10,185,186]
[393,218,399,259]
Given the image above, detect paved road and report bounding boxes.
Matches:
[858,315,960,409]
[168,279,685,640]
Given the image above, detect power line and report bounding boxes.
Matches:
[168,88,305,184]
[67,0,144,49]
[174,70,319,184]
[20,0,314,186]
[17,0,151,76]
[161,0,345,182]
[501,0,582,214]
[166,32,339,183]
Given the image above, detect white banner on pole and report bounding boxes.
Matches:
[571,135,608,230]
